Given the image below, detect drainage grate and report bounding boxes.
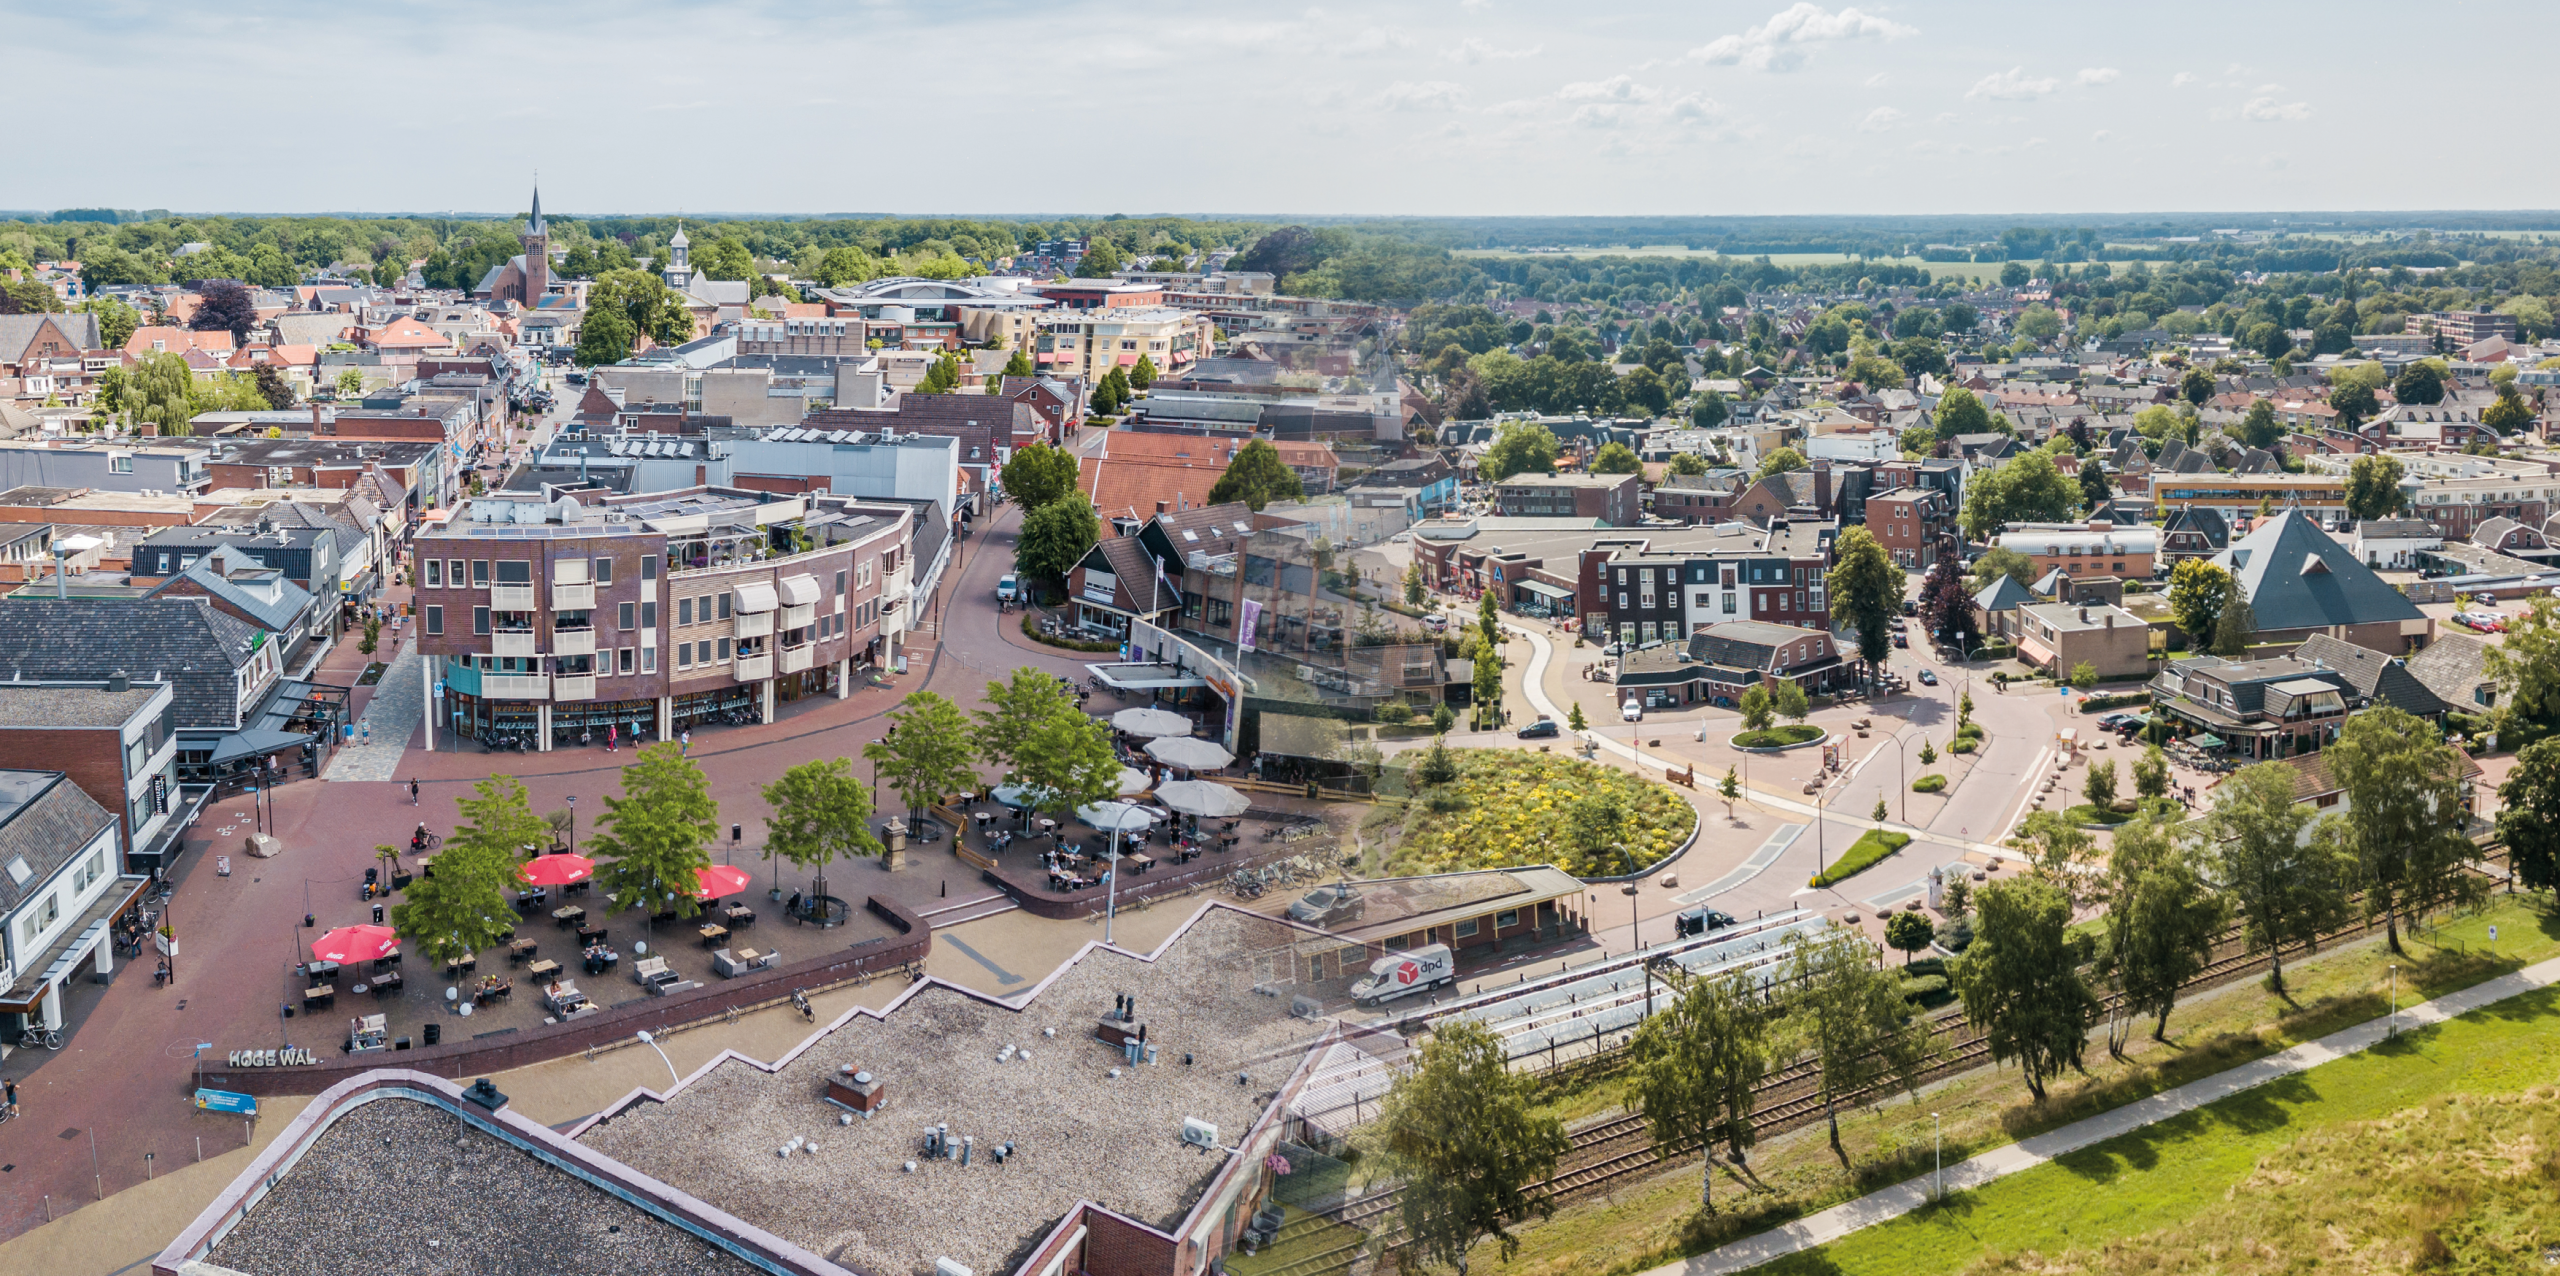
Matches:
[57,1128,78,1140]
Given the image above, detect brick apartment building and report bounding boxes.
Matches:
[1865,487,1956,569]
[1490,472,1641,526]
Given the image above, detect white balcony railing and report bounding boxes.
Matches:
[491,631,537,659]
[780,602,815,631]
[553,628,595,658]
[490,583,536,611]
[551,582,595,611]
[735,612,774,640]
[734,653,772,681]
[553,673,596,702]
[482,673,550,700]
[778,645,814,674]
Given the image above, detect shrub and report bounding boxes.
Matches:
[1904,955,1949,980]
[1955,721,1985,741]
[1376,702,1413,725]
[1950,738,1979,754]
[1809,829,1910,888]
[1382,748,1696,877]
[1020,614,1118,652]
[1912,773,1948,793]
[2079,691,2149,713]
[1898,974,1951,1004]
[1732,724,1824,748]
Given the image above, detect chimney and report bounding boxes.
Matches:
[1812,458,1832,512]
[1156,500,1169,514]
[2104,612,2115,628]
[2079,606,2091,622]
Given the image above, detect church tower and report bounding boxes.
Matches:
[520,182,549,303]
[663,223,692,290]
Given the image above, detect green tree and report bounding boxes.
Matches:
[2237,399,2283,450]
[2486,596,2560,737]
[1588,441,1641,474]
[2084,757,2117,810]
[1718,766,1740,818]
[2179,365,2214,406]
[760,757,881,907]
[2166,559,2233,645]
[915,351,966,395]
[1481,420,1561,480]
[589,743,720,923]
[1205,438,1306,511]
[2497,736,2560,894]
[2098,811,2224,1053]
[2132,744,2170,802]
[1755,447,1806,479]
[2327,382,2379,431]
[1628,970,1770,1212]
[1000,349,1035,379]
[2068,660,2100,690]
[1738,683,1774,732]
[587,268,695,350]
[1827,525,1898,688]
[1414,734,1459,786]
[572,305,638,367]
[1935,385,1992,436]
[2393,359,2445,405]
[2013,304,2062,343]
[1014,494,1099,584]
[1970,546,2038,590]
[1072,240,1126,278]
[2208,760,2351,997]
[2209,587,2257,657]
[863,692,977,837]
[1566,701,1587,732]
[1129,353,1158,389]
[1666,452,1709,476]
[2343,453,2408,521]
[1690,392,1729,429]
[972,666,1082,782]
[999,443,1081,511]
[1955,876,2098,1102]
[1884,910,1934,965]
[80,293,140,349]
[1379,1020,1570,1276]
[1402,561,1426,608]
[1958,450,2080,542]
[2484,385,2535,434]
[359,614,380,657]
[129,350,194,433]
[1785,928,1930,1167]
[334,367,366,399]
[2077,459,2112,510]
[2323,704,2485,955]
[695,236,754,281]
[389,773,546,967]
[1016,708,1123,818]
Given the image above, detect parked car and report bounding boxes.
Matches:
[2095,713,2136,731]
[1893,633,1909,649]
[1622,697,1644,722]
[1421,615,1448,633]
[1901,598,1919,616]
[1674,907,1737,937]
[1286,883,1366,928]
[1917,669,1939,686]
[1517,718,1561,739]
[996,574,1021,603]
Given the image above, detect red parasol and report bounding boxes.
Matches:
[518,854,596,887]
[693,864,754,900]
[311,924,399,964]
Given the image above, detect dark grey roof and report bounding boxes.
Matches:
[0,598,261,729]
[0,770,116,914]
[2404,633,2494,708]
[152,554,318,633]
[0,681,165,729]
[2291,634,2450,718]
[2212,510,2424,633]
[1973,575,2034,612]
[2162,506,2231,548]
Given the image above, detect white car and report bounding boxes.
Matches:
[996,574,1020,603]
[1621,697,1644,722]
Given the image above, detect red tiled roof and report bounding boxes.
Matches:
[125,326,232,356]
[1078,457,1226,525]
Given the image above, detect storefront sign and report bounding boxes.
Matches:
[194,1088,258,1115]
[224,1048,318,1068]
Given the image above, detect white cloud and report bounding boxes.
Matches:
[1857,106,1903,132]
[2171,71,2197,87]
[1442,36,1540,64]
[1965,67,2059,100]
[2075,67,2120,86]
[1559,75,1662,103]
[1377,80,1469,110]
[2093,129,2112,141]
[2241,95,2311,121]
[1684,3,1916,73]
[1863,71,1890,88]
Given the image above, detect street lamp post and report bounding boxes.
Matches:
[565,795,576,855]
[1933,1111,1943,1202]
[636,1029,680,1089]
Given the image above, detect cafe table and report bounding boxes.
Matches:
[698,923,729,949]
[551,904,586,928]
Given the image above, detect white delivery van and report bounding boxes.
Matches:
[996,574,1021,603]
[1350,943,1455,1005]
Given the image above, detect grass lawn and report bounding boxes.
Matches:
[1810,830,1910,889]
[1765,975,2560,1272]
[1462,894,2560,1276]
[1733,725,1824,749]
[2059,803,2132,826]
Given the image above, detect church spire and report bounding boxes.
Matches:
[527,178,544,236]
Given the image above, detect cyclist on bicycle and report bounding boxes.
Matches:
[412,823,431,852]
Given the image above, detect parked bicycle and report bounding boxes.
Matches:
[19,1026,61,1051]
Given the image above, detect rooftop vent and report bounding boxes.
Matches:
[1181,1118,1219,1149]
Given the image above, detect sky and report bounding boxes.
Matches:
[13,0,2560,219]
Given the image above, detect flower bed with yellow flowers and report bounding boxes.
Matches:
[1387,748,1696,878]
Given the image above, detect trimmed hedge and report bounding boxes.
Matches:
[1810,829,1911,888]
[1021,615,1119,653]
[1955,721,1985,740]
[1898,973,1952,1005]
[1912,773,1948,793]
[2079,691,2150,713]
[1950,738,1979,754]
[1734,724,1825,748]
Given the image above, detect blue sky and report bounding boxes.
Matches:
[12,1,2554,217]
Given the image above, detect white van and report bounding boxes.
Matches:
[996,574,1020,603]
[1621,696,1644,722]
[1350,944,1455,1005]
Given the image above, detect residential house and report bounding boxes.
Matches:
[1651,470,1748,525]
[0,677,192,873]
[1864,487,1956,569]
[2158,507,2232,562]
[1993,519,2159,582]
[2348,518,2442,570]
[2148,654,2360,760]
[1610,619,1850,709]
[0,769,137,1037]
[2404,633,2497,717]
[2291,634,2450,722]
[2211,510,2433,654]
[2012,601,2151,680]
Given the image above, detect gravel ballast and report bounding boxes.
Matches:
[208,1097,770,1276]
[582,908,1337,1276]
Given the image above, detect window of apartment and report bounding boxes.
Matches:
[835,570,847,597]
[447,559,464,589]
[1723,594,1738,614]
[2314,792,2341,808]
[423,559,442,588]
[593,557,613,585]
[472,606,490,635]
[641,601,657,628]
[471,560,490,587]
[24,892,59,944]
[676,643,692,670]
[716,637,732,660]
[618,602,636,630]
[1617,593,1628,609]
[679,597,693,626]
[1694,593,1712,610]
[1496,909,1520,930]
[641,554,658,582]
[109,454,133,474]
[1455,917,1480,939]
[641,647,656,674]
[74,849,105,892]
[619,647,635,675]
[493,560,530,586]
[424,605,443,636]
[717,593,733,620]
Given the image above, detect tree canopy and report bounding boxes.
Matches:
[1381,1020,1570,1273]
[1481,420,1561,481]
[589,743,720,922]
[1958,450,2080,542]
[998,443,1081,511]
[1205,439,1306,511]
[1014,495,1099,583]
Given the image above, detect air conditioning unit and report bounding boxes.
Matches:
[937,1260,974,1276]
[1181,1118,1219,1149]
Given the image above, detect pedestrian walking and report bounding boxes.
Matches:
[4,1077,17,1117]
[606,723,617,753]
[408,778,420,805]
[680,729,690,756]
[361,720,372,746]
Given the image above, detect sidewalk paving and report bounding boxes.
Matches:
[323,637,422,782]
[1646,949,2560,1276]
